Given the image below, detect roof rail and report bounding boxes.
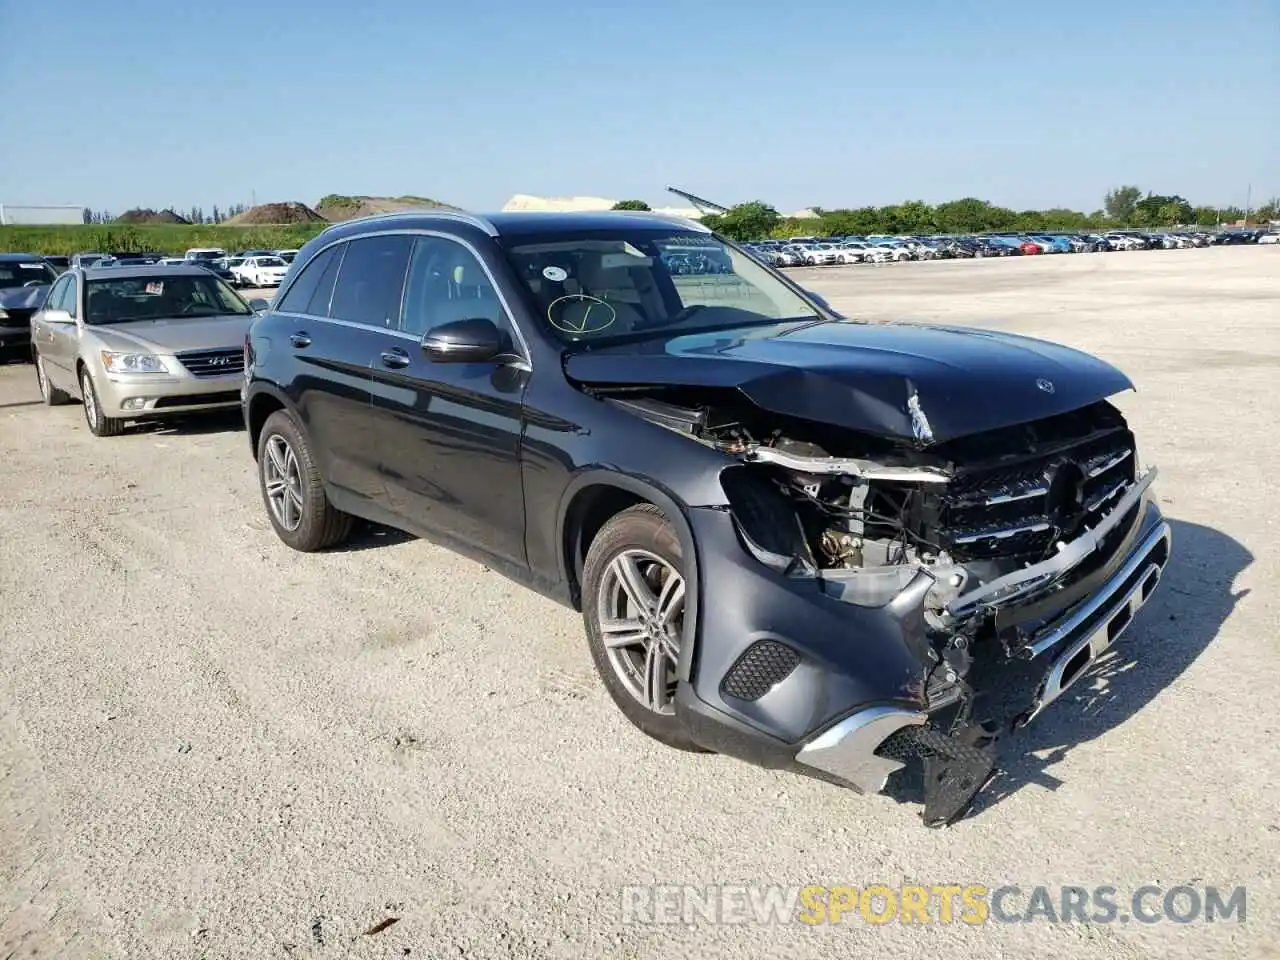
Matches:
[320,209,498,237]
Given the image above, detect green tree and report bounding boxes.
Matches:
[1104,186,1142,223]
[611,200,651,211]
[1132,193,1192,227]
[713,201,781,241]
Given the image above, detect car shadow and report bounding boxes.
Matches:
[885,517,1250,822]
[127,409,246,436]
[332,521,417,553]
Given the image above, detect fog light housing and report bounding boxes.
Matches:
[122,397,149,410]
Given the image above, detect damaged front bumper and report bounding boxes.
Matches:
[675,467,1171,825]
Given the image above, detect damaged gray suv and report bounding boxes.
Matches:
[242,211,1171,826]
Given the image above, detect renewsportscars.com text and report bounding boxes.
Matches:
[620,884,1246,926]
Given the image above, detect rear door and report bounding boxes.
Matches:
[275,235,413,506]
[368,233,529,567]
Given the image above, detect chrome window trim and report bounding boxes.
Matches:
[277,228,532,365]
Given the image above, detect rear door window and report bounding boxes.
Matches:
[276,245,342,316]
[328,236,413,327]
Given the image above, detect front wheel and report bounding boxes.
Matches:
[582,504,706,752]
[257,409,353,551]
[80,368,124,436]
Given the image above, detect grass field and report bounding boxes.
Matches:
[0,222,328,256]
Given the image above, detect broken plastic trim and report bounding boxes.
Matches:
[745,446,952,483]
[944,467,1158,618]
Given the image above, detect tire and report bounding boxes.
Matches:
[582,504,706,752]
[35,352,71,405]
[79,368,124,437]
[257,409,353,551]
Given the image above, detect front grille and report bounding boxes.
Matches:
[1,308,33,328]
[920,402,1138,563]
[175,347,244,378]
[721,641,801,701]
[153,390,241,408]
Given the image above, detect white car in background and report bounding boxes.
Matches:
[798,243,842,266]
[234,256,290,288]
[1259,232,1280,245]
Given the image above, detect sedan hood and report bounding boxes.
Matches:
[88,315,255,354]
[0,285,51,310]
[564,319,1134,445]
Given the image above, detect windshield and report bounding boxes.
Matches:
[84,274,252,325]
[0,261,58,289]
[256,257,288,268]
[503,230,821,344]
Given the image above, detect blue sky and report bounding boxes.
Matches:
[1,0,1275,215]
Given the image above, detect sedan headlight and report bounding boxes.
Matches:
[100,350,169,374]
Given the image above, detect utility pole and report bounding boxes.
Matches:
[1244,184,1252,226]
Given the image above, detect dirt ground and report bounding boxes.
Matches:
[1,247,1276,959]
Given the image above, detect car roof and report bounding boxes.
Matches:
[82,264,219,279]
[317,209,710,242]
[0,252,48,262]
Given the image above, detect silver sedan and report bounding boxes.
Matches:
[30,265,269,437]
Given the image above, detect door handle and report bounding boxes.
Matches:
[290,332,311,348]
[380,349,410,369]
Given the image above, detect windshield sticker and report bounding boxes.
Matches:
[547,294,617,336]
[542,266,568,283]
[145,282,165,296]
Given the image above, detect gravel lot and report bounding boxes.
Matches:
[2,248,1276,959]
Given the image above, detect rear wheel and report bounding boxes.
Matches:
[582,504,706,752]
[35,353,71,405]
[80,368,124,436]
[257,409,353,551]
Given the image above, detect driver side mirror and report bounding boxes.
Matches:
[248,297,270,313]
[421,317,508,363]
[41,309,74,325]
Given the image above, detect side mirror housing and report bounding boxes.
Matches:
[42,309,74,325]
[421,317,507,363]
[248,298,270,313]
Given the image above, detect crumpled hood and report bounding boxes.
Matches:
[89,315,254,354]
[0,285,51,310]
[564,319,1134,444]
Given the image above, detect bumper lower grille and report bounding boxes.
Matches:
[721,640,801,701]
[175,348,244,378]
[153,390,241,409]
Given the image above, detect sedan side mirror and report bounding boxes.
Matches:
[41,309,74,325]
[248,298,270,313]
[421,317,507,363]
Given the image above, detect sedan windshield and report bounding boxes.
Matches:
[0,261,58,290]
[85,274,252,325]
[503,230,820,344]
[256,257,288,268]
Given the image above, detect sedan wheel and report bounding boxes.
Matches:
[80,369,124,436]
[35,354,71,405]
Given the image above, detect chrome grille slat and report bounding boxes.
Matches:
[175,347,244,378]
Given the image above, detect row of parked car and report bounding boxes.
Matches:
[745,228,1276,268]
[36,247,301,289]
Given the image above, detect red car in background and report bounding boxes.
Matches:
[1019,240,1045,255]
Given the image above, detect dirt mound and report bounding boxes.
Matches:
[316,194,458,222]
[116,208,190,224]
[227,202,326,225]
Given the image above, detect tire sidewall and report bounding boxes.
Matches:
[257,409,342,551]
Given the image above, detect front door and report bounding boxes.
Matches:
[369,234,529,568]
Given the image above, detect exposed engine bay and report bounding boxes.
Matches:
[602,387,1149,824]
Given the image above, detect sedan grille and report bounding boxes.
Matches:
[175,348,244,378]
